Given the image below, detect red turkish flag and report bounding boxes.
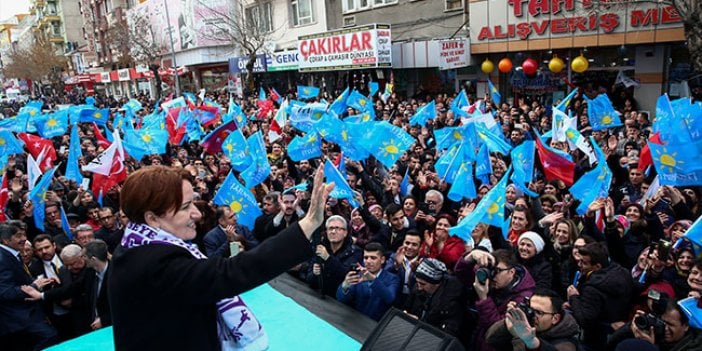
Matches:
[0,174,8,222]
[92,123,112,150]
[17,133,56,172]
[166,107,187,145]
[638,132,662,172]
[535,136,575,186]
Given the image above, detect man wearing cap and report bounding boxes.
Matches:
[403,258,466,336]
[517,232,553,290]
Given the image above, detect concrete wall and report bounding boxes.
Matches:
[633,45,665,114]
[326,0,466,41]
[59,0,86,46]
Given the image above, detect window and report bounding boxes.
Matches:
[292,0,314,26]
[246,2,273,33]
[446,0,463,11]
[343,0,395,13]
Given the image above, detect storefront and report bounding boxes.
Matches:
[469,0,686,111]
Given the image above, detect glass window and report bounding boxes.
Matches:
[446,0,463,11]
[292,0,314,26]
[246,2,273,33]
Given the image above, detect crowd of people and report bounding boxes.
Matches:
[0,80,701,351]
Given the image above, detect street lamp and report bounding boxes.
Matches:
[162,0,181,97]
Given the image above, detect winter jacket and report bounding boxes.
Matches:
[420,236,466,271]
[486,312,581,351]
[304,236,362,297]
[569,262,634,350]
[403,276,466,336]
[521,253,554,291]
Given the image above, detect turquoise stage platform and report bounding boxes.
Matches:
[46,274,375,350]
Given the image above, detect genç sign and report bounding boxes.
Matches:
[298,24,392,72]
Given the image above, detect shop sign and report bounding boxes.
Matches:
[118,69,131,82]
[438,39,469,70]
[472,0,683,42]
[228,54,267,74]
[510,71,562,93]
[297,24,392,72]
[100,72,111,83]
[266,50,300,72]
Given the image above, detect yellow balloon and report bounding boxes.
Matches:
[549,56,564,73]
[571,55,589,73]
[481,59,495,74]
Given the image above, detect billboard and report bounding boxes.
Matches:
[297,24,392,72]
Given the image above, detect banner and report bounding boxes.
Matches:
[228,54,268,74]
[438,39,469,70]
[298,24,392,71]
[266,50,300,72]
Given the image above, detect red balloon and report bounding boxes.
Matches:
[522,58,538,76]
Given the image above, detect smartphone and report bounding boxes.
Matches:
[59,146,67,154]
[81,178,90,190]
[514,123,523,129]
[229,242,240,257]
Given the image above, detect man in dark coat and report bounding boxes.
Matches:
[567,242,634,351]
[0,222,57,350]
[403,258,466,336]
[304,215,362,297]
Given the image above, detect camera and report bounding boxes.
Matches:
[476,267,493,284]
[633,289,668,340]
[517,298,536,324]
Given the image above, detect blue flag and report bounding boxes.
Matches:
[329,87,350,116]
[222,128,251,172]
[368,82,379,97]
[672,98,702,141]
[240,131,271,188]
[183,92,197,104]
[448,162,476,202]
[29,166,58,232]
[60,206,73,240]
[510,141,538,197]
[435,143,465,184]
[555,89,578,113]
[79,108,110,125]
[213,171,263,230]
[586,94,622,131]
[65,125,83,184]
[434,124,473,151]
[357,121,415,168]
[346,90,372,112]
[488,79,501,105]
[682,215,702,251]
[475,143,493,184]
[476,123,512,155]
[409,100,437,127]
[400,167,410,197]
[450,90,469,118]
[569,138,613,214]
[449,167,510,242]
[324,160,359,208]
[649,139,702,186]
[36,110,69,139]
[123,99,143,113]
[297,85,320,100]
[126,127,168,159]
[0,130,25,155]
[288,133,322,161]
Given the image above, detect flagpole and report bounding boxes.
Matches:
[163,0,181,97]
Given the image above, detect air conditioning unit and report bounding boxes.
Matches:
[343,16,355,27]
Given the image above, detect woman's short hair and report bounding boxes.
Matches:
[120,166,193,224]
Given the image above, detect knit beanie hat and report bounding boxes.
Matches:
[518,231,545,254]
[614,215,630,235]
[415,258,447,284]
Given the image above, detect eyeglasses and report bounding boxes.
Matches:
[493,266,513,276]
[426,200,437,205]
[531,307,558,317]
[327,226,346,232]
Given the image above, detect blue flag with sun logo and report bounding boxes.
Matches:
[36,109,69,139]
[29,165,58,232]
[555,88,578,113]
[476,122,512,155]
[475,143,493,184]
[329,87,350,116]
[450,90,469,118]
[357,121,415,168]
[0,130,26,155]
[435,143,466,184]
[297,85,320,100]
[569,137,613,214]
[288,133,322,162]
[213,171,263,230]
[346,90,372,112]
[79,108,110,126]
[449,167,510,242]
[240,131,271,188]
[222,128,251,172]
[649,139,702,186]
[448,162,477,202]
[586,94,622,131]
